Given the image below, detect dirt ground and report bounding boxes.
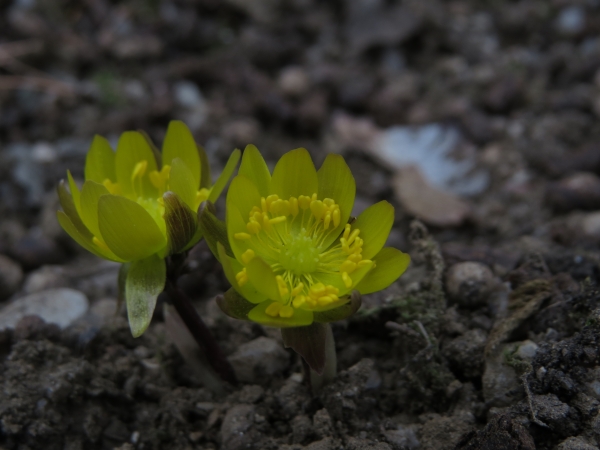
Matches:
[2,0,600,449]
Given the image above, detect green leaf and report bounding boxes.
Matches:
[248,301,313,328]
[216,288,255,320]
[115,131,158,198]
[281,322,326,373]
[208,148,241,203]
[246,257,282,302]
[116,262,130,316]
[239,145,271,197]
[313,291,362,323]
[98,195,167,261]
[85,135,116,184]
[125,254,166,337]
[199,202,232,259]
[270,148,318,200]
[355,247,410,294]
[80,180,110,238]
[163,191,198,255]
[168,157,197,210]
[351,200,394,260]
[317,154,356,249]
[162,120,201,189]
[218,243,267,304]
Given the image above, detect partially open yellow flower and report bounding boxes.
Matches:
[217,146,410,328]
[56,120,240,336]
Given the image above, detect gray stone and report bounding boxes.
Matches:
[443,329,487,379]
[445,261,496,307]
[278,66,310,98]
[0,254,23,300]
[482,343,522,407]
[556,6,585,35]
[556,436,597,450]
[394,167,471,228]
[383,425,420,450]
[220,404,256,450]
[0,288,89,331]
[228,336,290,383]
[23,265,69,294]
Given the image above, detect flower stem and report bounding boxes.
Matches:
[307,323,337,392]
[164,281,237,386]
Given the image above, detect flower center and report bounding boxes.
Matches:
[234,192,373,319]
[279,230,320,275]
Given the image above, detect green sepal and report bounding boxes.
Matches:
[198,201,232,260]
[208,148,241,203]
[125,254,166,337]
[216,288,255,320]
[198,144,212,190]
[57,179,92,239]
[137,129,162,168]
[281,322,327,375]
[163,191,198,255]
[313,290,362,323]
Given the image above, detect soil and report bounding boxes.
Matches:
[2,0,600,449]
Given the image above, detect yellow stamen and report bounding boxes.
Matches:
[131,160,148,181]
[279,305,294,318]
[266,302,282,317]
[102,179,121,195]
[342,272,352,288]
[234,232,251,240]
[276,275,289,297]
[236,268,248,286]
[241,249,255,265]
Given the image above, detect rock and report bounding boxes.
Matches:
[291,414,313,444]
[225,0,282,24]
[581,212,600,240]
[313,409,333,439]
[228,337,290,383]
[220,404,257,450]
[111,35,163,59]
[0,288,89,331]
[11,230,66,269]
[277,66,310,98]
[383,425,420,450]
[23,265,69,294]
[375,124,489,196]
[546,172,600,212]
[0,254,23,300]
[222,119,261,149]
[482,343,522,407]
[394,166,471,227]
[442,329,487,379]
[418,413,475,450]
[455,414,534,450]
[173,80,204,109]
[445,262,496,307]
[515,340,538,361]
[305,438,336,450]
[532,394,570,428]
[556,437,598,450]
[556,6,585,35]
[345,3,421,56]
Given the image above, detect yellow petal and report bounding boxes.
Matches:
[245,257,282,302]
[115,131,158,198]
[85,135,116,184]
[162,120,201,189]
[317,154,356,248]
[168,157,197,210]
[270,148,318,200]
[218,243,267,304]
[355,247,410,294]
[238,144,271,198]
[57,211,123,262]
[97,195,167,261]
[80,180,110,238]
[351,200,394,260]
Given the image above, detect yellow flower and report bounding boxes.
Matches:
[56,120,240,336]
[216,145,410,328]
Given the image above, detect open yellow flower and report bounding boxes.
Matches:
[56,120,240,336]
[216,145,410,328]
